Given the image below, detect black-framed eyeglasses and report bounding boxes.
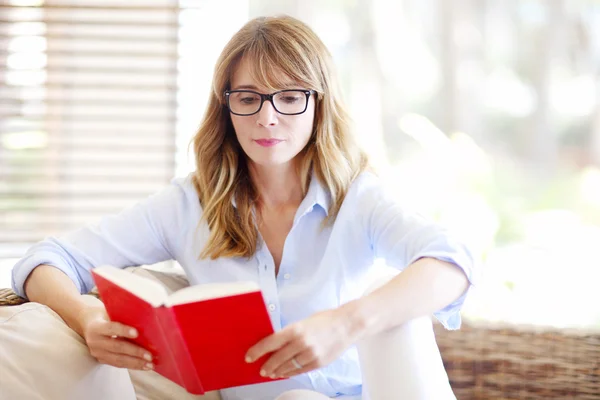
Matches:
[224,89,316,116]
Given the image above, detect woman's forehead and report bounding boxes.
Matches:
[230,57,303,91]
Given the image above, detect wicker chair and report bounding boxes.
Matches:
[2,287,599,399]
[432,321,600,399]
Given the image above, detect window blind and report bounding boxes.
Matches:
[0,0,181,258]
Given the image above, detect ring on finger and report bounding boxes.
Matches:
[291,357,302,369]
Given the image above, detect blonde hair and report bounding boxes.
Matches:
[192,15,369,259]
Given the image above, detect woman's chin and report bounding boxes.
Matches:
[248,155,294,169]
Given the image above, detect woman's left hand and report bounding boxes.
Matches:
[245,305,361,379]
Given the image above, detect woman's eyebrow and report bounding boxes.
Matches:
[231,84,259,90]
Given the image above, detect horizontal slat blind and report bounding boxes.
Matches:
[0,0,181,258]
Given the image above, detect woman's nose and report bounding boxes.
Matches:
[256,100,278,126]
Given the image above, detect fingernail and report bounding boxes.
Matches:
[245,356,252,363]
[270,374,276,379]
[143,363,153,370]
[143,353,152,361]
[259,369,266,377]
[129,329,138,338]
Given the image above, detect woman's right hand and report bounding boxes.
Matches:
[78,305,154,371]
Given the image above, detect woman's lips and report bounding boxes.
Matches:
[254,139,283,147]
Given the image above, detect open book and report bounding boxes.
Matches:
[91,266,279,394]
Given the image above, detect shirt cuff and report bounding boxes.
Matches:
[11,251,85,299]
[433,289,469,330]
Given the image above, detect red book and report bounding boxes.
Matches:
[91,266,279,394]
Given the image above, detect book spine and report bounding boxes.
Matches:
[156,306,205,394]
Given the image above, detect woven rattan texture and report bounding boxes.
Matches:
[434,322,600,399]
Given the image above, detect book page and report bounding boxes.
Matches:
[93,266,169,307]
[166,281,260,307]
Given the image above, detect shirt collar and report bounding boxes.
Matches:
[305,172,331,216]
[231,172,331,216]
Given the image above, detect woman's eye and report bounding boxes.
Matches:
[280,96,300,104]
[240,97,258,104]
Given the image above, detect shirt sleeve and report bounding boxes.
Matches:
[11,177,189,299]
[359,175,477,330]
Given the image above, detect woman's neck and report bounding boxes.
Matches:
[248,162,303,210]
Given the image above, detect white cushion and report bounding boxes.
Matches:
[0,302,137,400]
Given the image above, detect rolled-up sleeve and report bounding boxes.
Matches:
[11,178,188,298]
[362,178,477,330]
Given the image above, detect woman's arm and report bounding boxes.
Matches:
[24,264,154,371]
[24,264,108,337]
[342,257,469,340]
[11,178,189,299]
[13,179,194,370]
[360,175,476,329]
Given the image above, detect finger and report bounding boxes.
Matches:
[94,350,155,371]
[280,359,320,378]
[103,337,153,362]
[274,351,314,378]
[245,330,292,363]
[259,341,305,378]
[98,321,139,339]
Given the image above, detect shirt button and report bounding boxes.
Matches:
[268,303,276,312]
[283,273,291,280]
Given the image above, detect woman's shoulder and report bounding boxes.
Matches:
[147,172,201,212]
[345,170,386,200]
[170,172,197,196]
[332,171,384,216]
[353,170,380,186]
[342,170,406,213]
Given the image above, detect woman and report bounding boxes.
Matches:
[11,15,474,400]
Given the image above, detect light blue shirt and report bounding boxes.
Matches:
[12,171,475,400]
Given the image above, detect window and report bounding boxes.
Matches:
[0,0,248,259]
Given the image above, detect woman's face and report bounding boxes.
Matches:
[228,57,316,169]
